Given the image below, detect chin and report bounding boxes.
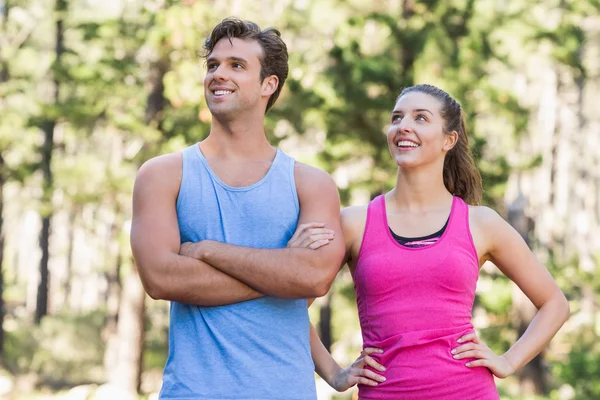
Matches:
[393,156,420,169]
[208,104,235,117]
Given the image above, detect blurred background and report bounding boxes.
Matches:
[0,0,599,399]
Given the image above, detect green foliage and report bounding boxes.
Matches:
[553,328,600,399]
[4,311,106,386]
[1,0,599,398]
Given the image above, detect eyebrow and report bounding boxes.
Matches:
[391,108,433,115]
[414,108,433,115]
[206,56,248,64]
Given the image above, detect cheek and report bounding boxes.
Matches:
[386,127,396,143]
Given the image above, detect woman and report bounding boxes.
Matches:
[288,84,569,399]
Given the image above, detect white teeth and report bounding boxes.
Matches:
[397,140,419,147]
[214,90,232,95]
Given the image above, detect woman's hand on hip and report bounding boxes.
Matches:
[332,347,386,392]
[452,332,516,378]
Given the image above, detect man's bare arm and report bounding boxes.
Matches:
[130,152,264,306]
[187,163,345,298]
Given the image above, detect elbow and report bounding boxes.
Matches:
[312,283,332,298]
[544,291,570,326]
[145,283,165,301]
[307,267,337,298]
[137,266,168,301]
[559,293,570,324]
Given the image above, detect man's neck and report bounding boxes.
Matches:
[201,116,274,160]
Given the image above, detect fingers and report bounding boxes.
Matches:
[288,225,335,249]
[307,239,331,250]
[465,359,490,368]
[362,347,384,355]
[451,342,477,356]
[348,367,386,386]
[453,349,486,360]
[179,242,193,256]
[363,355,386,372]
[299,232,335,247]
[457,332,479,344]
[287,222,325,245]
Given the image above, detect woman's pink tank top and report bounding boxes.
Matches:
[353,195,499,399]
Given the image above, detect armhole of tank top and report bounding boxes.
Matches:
[463,201,480,266]
[355,198,375,265]
[288,157,300,215]
[175,149,187,211]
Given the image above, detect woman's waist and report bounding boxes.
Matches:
[362,323,474,352]
[359,311,473,338]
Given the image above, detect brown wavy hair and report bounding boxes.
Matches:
[398,84,483,205]
[202,17,288,113]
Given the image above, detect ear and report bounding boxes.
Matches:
[443,130,459,151]
[262,75,279,97]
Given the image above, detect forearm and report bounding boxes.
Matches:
[139,253,264,306]
[503,295,569,372]
[196,240,341,298]
[311,322,341,386]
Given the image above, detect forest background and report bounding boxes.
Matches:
[0,0,599,399]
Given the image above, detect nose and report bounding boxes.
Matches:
[211,64,229,82]
[398,117,413,133]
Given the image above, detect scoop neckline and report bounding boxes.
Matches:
[194,144,280,192]
[381,194,457,251]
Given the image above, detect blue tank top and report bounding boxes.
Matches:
[159,144,316,400]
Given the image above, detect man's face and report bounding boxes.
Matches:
[204,37,266,118]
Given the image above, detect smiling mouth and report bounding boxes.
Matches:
[396,140,420,149]
[213,90,233,97]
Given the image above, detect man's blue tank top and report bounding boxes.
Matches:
[159,144,316,400]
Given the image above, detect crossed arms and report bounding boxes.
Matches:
[130,152,345,306]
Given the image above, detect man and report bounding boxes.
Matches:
[130,17,345,400]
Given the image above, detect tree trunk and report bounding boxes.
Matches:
[35,0,66,324]
[110,262,145,395]
[0,155,5,359]
[319,292,333,352]
[108,46,169,392]
[62,207,77,310]
[104,210,123,381]
[507,192,548,395]
[400,0,416,84]
[0,1,9,360]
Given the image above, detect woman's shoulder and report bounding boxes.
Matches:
[467,204,508,237]
[341,205,369,238]
[468,205,503,224]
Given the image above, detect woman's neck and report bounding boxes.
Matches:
[390,164,453,212]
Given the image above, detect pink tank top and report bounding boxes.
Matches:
[353,195,499,399]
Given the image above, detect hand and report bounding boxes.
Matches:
[287,222,334,250]
[331,348,386,392]
[452,332,516,378]
[180,242,202,259]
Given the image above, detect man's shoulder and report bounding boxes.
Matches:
[138,152,182,172]
[293,161,335,187]
[134,152,183,191]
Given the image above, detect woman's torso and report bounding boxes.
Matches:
[344,194,499,400]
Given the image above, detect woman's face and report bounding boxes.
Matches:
[387,91,455,169]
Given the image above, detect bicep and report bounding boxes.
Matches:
[131,158,182,280]
[486,218,561,309]
[296,168,345,263]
